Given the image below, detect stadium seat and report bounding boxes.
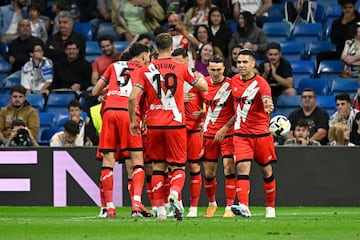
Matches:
[297,77,329,95]
[73,22,93,41]
[44,92,77,114]
[26,93,45,112]
[85,41,102,63]
[323,18,334,40]
[0,93,8,107]
[55,111,87,128]
[39,112,56,128]
[0,59,11,85]
[114,41,131,52]
[95,22,120,41]
[2,76,21,93]
[292,23,323,44]
[290,60,316,88]
[279,40,306,61]
[268,4,284,22]
[274,95,301,117]
[325,4,342,18]
[306,40,336,60]
[329,78,360,96]
[230,21,237,32]
[1,42,8,58]
[263,22,291,42]
[314,3,326,24]
[317,60,344,80]
[315,95,336,115]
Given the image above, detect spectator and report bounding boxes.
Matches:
[51,0,71,35]
[52,39,92,93]
[350,111,360,144]
[284,119,321,146]
[183,0,216,32]
[328,93,359,142]
[50,119,83,146]
[259,42,296,99]
[286,88,330,145]
[285,0,317,24]
[0,0,28,43]
[317,0,360,67]
[5,119,39,146]
[228,11,268,60]
[27,3,48,43]
[72,0,97,23]
[226,44,243,78]
[96,0,111,22]
[195,43,214,76]
[232,0,272,28]
[112,0,165,41]
[341,23,360,78]
[208,7,232,58]
[0,85,40,145]
[329,122,355,146]
[45,10,86,62]
[91,35,122,86]
[6,19,42,75]
[21,41,53,95]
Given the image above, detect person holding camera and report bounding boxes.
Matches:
[5,119,39,147]
[0,85,40,146]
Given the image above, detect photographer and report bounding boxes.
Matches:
[5,119,39,147]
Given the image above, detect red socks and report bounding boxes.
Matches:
[101,167,114,204]
[236,175,250,206]
[189,172,202,207]
[225,175,236,207]
[204,177,217,203]
[263,175,276,208]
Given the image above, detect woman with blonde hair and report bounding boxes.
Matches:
[329,122,355,146]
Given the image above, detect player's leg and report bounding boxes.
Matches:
[101,151,117,218]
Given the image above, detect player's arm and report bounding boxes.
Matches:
[128,86,143,136]
[92,77,107,96]
[193,76,208,92]
[214,115,235,143]
[262,96,274,114]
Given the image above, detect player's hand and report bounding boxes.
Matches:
[184,93,195,103]
[214,127,227,143]
[263,98,274,114]
[130,122,141,136]
[192,110,204,119]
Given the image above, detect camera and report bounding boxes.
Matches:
[169,25,176,31]
[14,128,29,145]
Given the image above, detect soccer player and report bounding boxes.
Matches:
[201,55,236,218]
[231,49,277,218]
[128,33,208,221]
[171,48,205,218]
[92,42,152,218]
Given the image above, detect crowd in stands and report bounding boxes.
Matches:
[0,0,360,146]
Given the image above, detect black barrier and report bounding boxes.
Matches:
[0,147,359,206]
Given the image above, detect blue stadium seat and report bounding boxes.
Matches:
[306,40,336,60]
[297,77,329,95]
[268,4,284,22]
[323,18,334,40]
[85,41,102,63]
[316,95,336,115]
[275,95,301,117]
[329,78,360,96]
[44,92,77,114]
[114,41,131,52]
[263,22,291,42]
[73,22,93,41]
[95,22,120,41]
[55,111,87,128]
[290,60,316,88]
[39,112,56,128]
[279,40,306,61]
[0,59,11,85]
[314,3,326,23]
[292,23,323,43]
[26,93,45,112]
[317,60,344,80]
[0,93,8,107]
[1,42,8,58]
[230,21,237,32]
[2,76,21,93]
[325,4,342,18]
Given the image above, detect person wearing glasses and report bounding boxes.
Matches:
[0,85,40,146]
[286,88,329,145]
[258,42,296,102]
[21,41,53,96]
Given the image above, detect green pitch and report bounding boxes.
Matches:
[0,206,359,240]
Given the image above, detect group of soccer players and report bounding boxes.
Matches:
[92,32,277,221]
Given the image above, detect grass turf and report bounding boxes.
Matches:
[0,206,359,240]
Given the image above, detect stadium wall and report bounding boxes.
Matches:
[0,147,359,207]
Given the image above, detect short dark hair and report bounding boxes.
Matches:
[238,48,256,58]
[295,119,310,129]
[67,99,81,110]
[338,0,356,6]
[10,119,26,129]
[302,88,316,97]
[155,33,173,51]
[97,35,114,45]
[266,42,282,52]
[27,41,44,54]
[171,48,188,58]
[138,33,152,42]
[120,51,132,61]
[209,55,225,64]
[10,85,27,96]
[65,39,79,49]
[129,43,149,58]
[335,93,351,103]
[27,3,41,13]
[64,120,79,136]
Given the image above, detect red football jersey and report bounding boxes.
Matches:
[202,76,234,137]
[101,60,143,112]
[231,74,272,135]
[184,80,205,131]
[135,58,198,127]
